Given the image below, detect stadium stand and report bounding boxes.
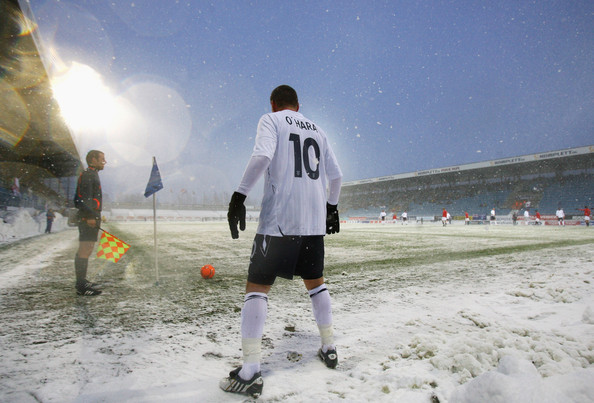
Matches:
[0,186,14,209]
[538,174,592,213]
[341,146,594,223]
[1,0,80,212]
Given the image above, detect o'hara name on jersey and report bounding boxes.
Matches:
[285,116,318,132]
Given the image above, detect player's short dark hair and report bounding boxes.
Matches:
[86,150,104,165]
[270,85,298,109]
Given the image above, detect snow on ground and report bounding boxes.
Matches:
[0,208,69,244]
[0,220,593,402]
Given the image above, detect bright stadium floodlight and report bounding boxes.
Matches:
[51,61,116,134]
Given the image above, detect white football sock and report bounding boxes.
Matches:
[239,292,268,380]
[309,284,335,350]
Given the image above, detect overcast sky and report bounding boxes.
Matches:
[25,0,594,202]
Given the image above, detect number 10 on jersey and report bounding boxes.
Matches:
[289,133,320,180]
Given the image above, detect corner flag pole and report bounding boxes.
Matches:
[144,156,164,286]
[153,188,159,285]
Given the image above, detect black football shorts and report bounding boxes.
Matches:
[248,234,325,285]
[78,219,101,242]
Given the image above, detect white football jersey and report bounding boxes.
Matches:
[252,110,342,236]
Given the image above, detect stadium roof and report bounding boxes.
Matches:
[343,145,594,188]
[0,0,80,192]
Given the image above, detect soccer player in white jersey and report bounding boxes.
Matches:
[556,207,565,226]
[524,209,530,225]
[220,85,343,398]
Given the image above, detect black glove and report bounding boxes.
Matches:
[228,192,247,239]
[326,203,340,234]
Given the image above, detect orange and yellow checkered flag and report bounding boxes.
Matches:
[96,230,130,263]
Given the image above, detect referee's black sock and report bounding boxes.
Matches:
[74,255,88,288]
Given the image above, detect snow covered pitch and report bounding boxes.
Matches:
[1,222,592,402]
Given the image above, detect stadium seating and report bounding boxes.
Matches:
[342,173,593,220]
[0,186,19,209]
[538,174,593,214]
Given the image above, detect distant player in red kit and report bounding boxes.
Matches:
[442,208,448,226]
[464,211,469,225]
[535,210,541,225]
[577,206,591,227]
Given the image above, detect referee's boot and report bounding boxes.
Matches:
[76,281,102,296]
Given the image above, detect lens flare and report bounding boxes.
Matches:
[51,62,116,134]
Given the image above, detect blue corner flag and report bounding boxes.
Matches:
[144,157,164,198]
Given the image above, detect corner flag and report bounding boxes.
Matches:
[144,157,163,198]
[97,230,130,263]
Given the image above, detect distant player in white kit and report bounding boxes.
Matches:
[524,209,530,225]
[220,85,343,398]
[556,207,565,226]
